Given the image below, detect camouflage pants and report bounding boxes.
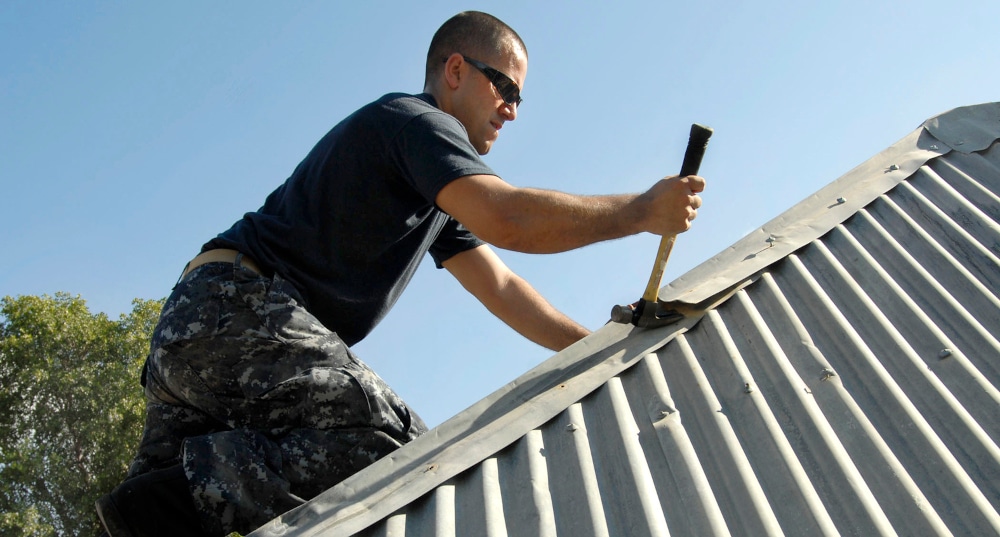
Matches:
[127,256,428,535]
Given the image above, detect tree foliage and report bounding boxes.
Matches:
[0,293,163,536]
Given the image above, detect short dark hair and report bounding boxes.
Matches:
[425,11,526,85]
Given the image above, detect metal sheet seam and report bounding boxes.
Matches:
[852,205,1000,395]
[810,232,987,454]
[871,189,1000,335]
[785,251,983,532]
[776,255,953,535]
[916,159,1000,237]
[903,165,1000,260]
[431,484,457,537]
[927,152,1000,219]
[675,318,786,535]
[802,240,1000,534]
[894,178,1000,284]
[635,353,732,536]
[477,457,510,537]
[736,275,898,535]
[710,291,841,536]
[564,402,612,537]
[753,269,944,534]
[564,403,610,537]
[601,377,670,536]
[520,430,556,537]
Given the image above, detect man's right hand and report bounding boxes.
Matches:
[633,174,706,236]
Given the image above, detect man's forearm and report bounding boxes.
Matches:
[486,187,643,254]
[486,270,591,351]
[445,245,591,351]
[436,173,704,255]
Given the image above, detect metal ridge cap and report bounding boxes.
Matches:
[922,101,1000,154]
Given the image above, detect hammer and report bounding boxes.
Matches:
[610,123,713,328]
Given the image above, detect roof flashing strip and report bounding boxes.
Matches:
[922,101,1000,154]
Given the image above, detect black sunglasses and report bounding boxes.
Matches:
[462,55,523,107]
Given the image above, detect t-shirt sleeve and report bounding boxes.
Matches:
[387,110,497,204]
[428,217,485,268]
[386,103,491,268]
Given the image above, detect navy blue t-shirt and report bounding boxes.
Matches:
[204,93,494,346]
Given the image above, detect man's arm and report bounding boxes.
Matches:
[435,173,705,254]
[442,244,591,351]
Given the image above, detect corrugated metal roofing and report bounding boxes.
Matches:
[250,102,1000,537]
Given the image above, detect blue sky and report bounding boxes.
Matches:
[2,1,998,427]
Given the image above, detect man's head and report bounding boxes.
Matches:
[424,12,528,155]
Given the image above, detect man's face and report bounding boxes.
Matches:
[450,45,527,155]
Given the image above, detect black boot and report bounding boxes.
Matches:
[96,464,211,537]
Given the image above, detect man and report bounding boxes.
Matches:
[97,11,705,537]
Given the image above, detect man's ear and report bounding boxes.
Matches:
[442,52,465,91]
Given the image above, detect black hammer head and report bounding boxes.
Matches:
[610,299,684,328]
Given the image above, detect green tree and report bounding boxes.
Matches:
[0,293,163,536]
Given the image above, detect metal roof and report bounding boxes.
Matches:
[250,102,1000,537]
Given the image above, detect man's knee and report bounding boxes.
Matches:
[96,465,210,537]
